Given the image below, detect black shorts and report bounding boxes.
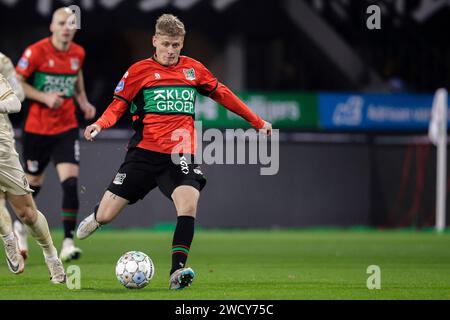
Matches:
[107,147,207,204]
[22,128,80,175]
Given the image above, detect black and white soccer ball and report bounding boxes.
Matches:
[115,251,155,289]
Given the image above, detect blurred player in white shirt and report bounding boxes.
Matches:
[0,52,65,283]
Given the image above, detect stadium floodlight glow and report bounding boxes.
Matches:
[428,88,448,233]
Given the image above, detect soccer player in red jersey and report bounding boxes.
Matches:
[77,14,272,289]
[15,7,96,262]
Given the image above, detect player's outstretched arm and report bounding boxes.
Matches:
[209,82,272,136]
[84,98,128,141]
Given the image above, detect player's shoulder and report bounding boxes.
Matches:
[22,37,49,59]
[0,52,14,74]
[70,41,85,56]
[179,55,208,69]
[0,51,8,61]
[0,51,12,66]
[27,37,50,51]
[127,58,155,74]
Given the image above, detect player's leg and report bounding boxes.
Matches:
[13,173,45,259]
[22,131,49,195]
[7,192,65,283]
[157,155,206,290]
[0,141,63,282]
[55,162,82,261]
[168,185,199,289]
[16,131,51,258]
[53,128,82,262]
[77,190,129,239]
[77,148,156,239]
[0,192,13,235]
[0,191,24,274]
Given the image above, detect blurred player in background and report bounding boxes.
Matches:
[0,52,25,259]
[15,7,96,262]
[0,57,66,283]
[77,14,272,290]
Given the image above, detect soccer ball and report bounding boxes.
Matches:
[115,251,155,289]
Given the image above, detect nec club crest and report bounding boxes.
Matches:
[183,68,196,81]
[70,58,80,71]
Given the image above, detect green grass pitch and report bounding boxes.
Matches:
[1,229,450,299]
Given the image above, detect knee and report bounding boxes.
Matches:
[175,199,198,216]
[15,204,37,225]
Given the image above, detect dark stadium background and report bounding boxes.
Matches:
[0,0,449,230]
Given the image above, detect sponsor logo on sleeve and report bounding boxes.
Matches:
[18,58,29,70]
[115,80,125,93]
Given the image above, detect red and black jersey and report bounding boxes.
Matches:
[16,37,85,135]
[95,55,264,154]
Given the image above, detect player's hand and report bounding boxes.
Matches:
[80,102,96,120]
[44,92,64,109]
[84,124,101,141]
[259,121,272,137]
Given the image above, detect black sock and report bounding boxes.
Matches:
[93,203,100,221]
[170,216,195,275]
[63,220,76,239]
[61,177,79,239]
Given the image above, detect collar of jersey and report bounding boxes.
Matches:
[47,37,71,53]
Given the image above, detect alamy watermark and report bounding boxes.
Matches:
[366,5,381,30]
[66,265,81,290]
[67,5,81,30]
[171,121,279,176]
[366,265,381,290]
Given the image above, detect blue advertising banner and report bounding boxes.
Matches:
[319,93,436,131]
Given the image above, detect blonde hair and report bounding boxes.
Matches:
[155,14,186,37]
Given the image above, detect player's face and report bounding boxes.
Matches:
[50,13,76,44]
[152,35,184,66]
